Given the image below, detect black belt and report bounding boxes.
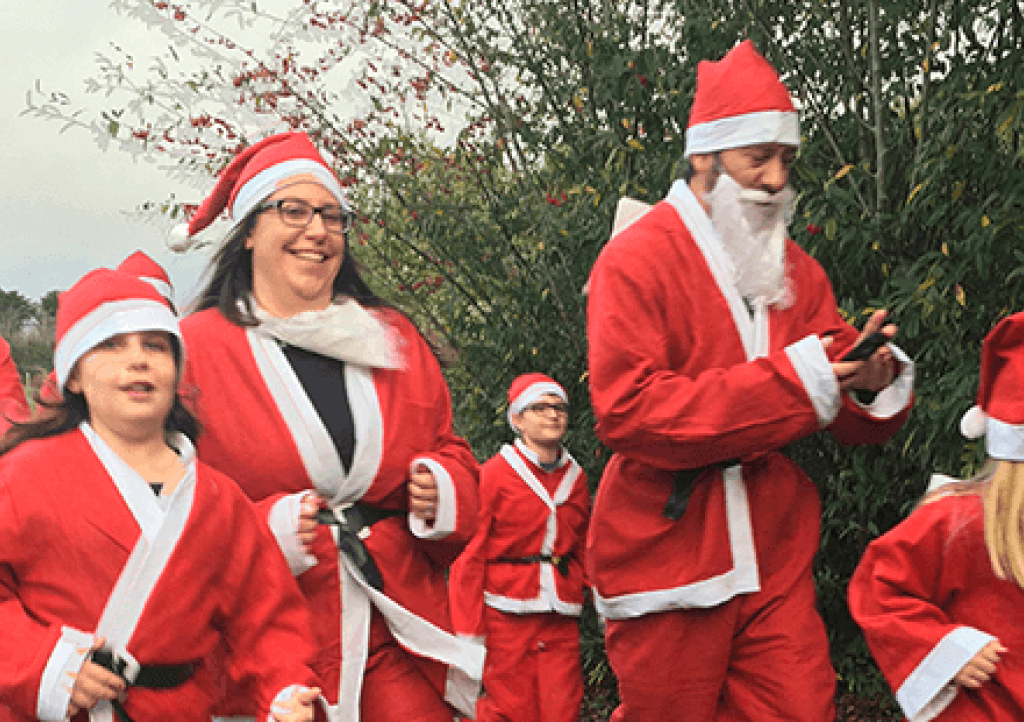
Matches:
[493,553,573,577]
[317,503,405,591]
[91,648,195,722]
[663,459,741,520]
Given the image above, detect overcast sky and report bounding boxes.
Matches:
[1,1,212,304]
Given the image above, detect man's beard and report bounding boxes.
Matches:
[706,172,796,309]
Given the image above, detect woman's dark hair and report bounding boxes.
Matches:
[192,211,392,326]
[0,340,201,457]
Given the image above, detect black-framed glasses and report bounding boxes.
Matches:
[524,402,570,415]
[257,198,354,234]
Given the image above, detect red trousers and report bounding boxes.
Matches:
[605,570,835,721]
[475,608,583,722]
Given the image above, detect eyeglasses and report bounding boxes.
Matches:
[524,402,569,415]
[256,199,354,234]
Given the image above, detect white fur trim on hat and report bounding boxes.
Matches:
[55,299,181,390]
[231,158,351,221]
[684,110,800,158]
[985,417,1024,462]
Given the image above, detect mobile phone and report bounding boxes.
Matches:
[841,332,890,362]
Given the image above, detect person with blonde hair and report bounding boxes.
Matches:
[849,311,1024,720]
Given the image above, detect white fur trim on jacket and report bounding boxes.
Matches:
[896,625,995,721]
[408,456,456,539]
[268,492,318,576]
[37,626,94,721]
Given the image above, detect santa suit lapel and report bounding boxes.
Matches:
[78,424,198,722]
[660,179,763,597]
[246,328,383,505]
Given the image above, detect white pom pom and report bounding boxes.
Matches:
[960,405,987,439]
[167,223,194,253]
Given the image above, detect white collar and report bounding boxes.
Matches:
[514,438,567,470]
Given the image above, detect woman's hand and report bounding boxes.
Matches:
[297,493,321,552]
[271,686,321,722]
[67,638,126,718]
[954,639,1006,689]
[408,463,439,523]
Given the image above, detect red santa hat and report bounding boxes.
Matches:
[684,39,800,158]
[171,131,352,251]
[54,268,181,392]
[507,372,568,427]
[117,250,174,303]
[960,312,1024,461]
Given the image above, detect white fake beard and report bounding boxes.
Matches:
[707,173,796,309]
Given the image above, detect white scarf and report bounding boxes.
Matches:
[250,297,403,370]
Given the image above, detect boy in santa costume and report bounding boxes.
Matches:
[450,373,589,722]
[849,312,1024,721]
[174,131,482,721]
[0,335,29,434]
[0,266,322,722]
[585,39,915,720]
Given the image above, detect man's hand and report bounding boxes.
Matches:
[67,638,127,718]
[829,310,897,393]
[408,463,439,523]
[271,686,320,722]
[954,639,1006,689]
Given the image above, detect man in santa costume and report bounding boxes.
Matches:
[450,373,589,722]
[585,39,915,720]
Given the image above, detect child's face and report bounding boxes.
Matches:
[66,330,178,443]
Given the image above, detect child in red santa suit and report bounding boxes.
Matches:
[849,311,1024,720]
[0,267,322,722]
[450,373,590,722]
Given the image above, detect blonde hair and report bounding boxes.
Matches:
[918,459,1024,588]
[982,459,1024,587]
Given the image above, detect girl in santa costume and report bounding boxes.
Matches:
[173,131,482,722]
[449,373,589,722]
[849,311,1024,721]
[0,267,322,722]
[0,334,29,434]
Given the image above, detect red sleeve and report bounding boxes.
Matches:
[0,337,29,435]
[0,478,66,718]
[447,463,498,638]
[848,496,979,694]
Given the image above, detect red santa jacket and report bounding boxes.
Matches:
[586,180,914,619]
[180,306,481,716]
[0,337,29,435]
[0,427,319,722]
[849,492,1024,720]
[450,441,590,638]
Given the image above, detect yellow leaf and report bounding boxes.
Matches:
[922,58,930,73]
[532,348,538,355]
[538,242,544,250]
[542,288,549,299]
[579,371,589,382]
[712,20,719,29]
[621,118,631,129]
[952,182,964,201]
[561,229,568,236]
[627,138,644,150]
[956,285,966,306]
[834,164,854,180]
[988,82,1003,93]
[941,242,949,255]
[982,215,991,227]
[872,241,879,251]
[919,277,936,292]
[908,183,923,203]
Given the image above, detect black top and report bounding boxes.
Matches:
[281,343,356,473]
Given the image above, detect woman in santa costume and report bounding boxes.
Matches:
[0,334,29,434]
[849,312,1024,721]
[449,373,589,722]
[0,266,321,722]
[174,131,482,722]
